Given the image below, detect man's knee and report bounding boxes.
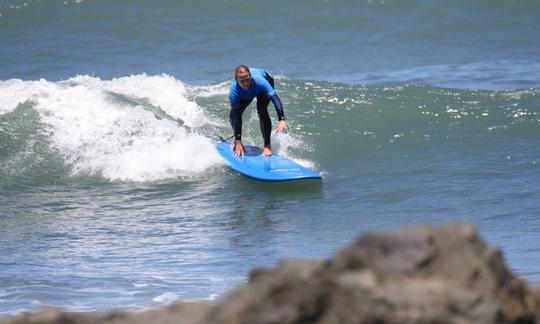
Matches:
[256,95,270,111]
[257,104,270,118]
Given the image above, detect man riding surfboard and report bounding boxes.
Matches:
[229,65,287,157]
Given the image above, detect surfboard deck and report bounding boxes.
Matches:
[215,141,322,182]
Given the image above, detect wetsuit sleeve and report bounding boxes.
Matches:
[270,94,285,121]
[230,102,242,141]
[229,85,243,140]
[228,83,245,141]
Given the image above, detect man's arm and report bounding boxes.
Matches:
[229,104,243,141]
[229,103,245,157]
[270,94,285,121]
[270,94,287,133]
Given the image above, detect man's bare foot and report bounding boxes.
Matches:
[262,145,272,156]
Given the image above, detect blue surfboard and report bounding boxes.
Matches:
[215,141,322,182]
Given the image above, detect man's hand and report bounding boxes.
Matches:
[232,140,245,157]
[275,120,287,133]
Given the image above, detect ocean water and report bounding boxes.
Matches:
[1,0,539,317]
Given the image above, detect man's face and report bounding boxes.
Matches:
[236,70,251,90]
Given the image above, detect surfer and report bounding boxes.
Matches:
[229,65,287,157]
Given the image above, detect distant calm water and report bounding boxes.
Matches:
[1,0,539,317]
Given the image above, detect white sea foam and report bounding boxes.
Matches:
[0,78,58,114]
[152,292,179,304]
[271,132,316,170]
[70,74,216,128]
[187,81,230,98]
[0,74,224,181]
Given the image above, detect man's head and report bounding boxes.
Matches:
[234,65,251,90]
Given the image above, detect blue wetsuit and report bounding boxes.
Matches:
[229,68,285,146]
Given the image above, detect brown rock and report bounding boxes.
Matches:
[4,302,211,324]
[205,223,537,324]
[6,223,540,324]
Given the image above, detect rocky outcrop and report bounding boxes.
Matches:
[4,302,211,324]
[7,224,540,324]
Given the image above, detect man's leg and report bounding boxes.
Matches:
[258,72,276,155]
[256,95,272,147]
